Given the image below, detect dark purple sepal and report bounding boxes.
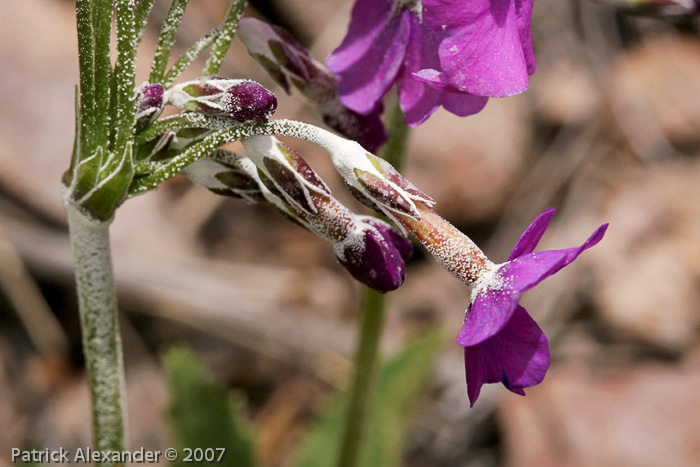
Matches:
[262,157,315,214]
[337,219,411,293]
[276,144,331,195]
[135,82,164,127]
[321,102,388,153]
[223,81,278,122]
[366,153,435,206]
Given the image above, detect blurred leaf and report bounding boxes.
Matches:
[294,329,445,467]
[164,347,257,467]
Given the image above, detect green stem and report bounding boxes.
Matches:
[64,200,128,466]
[337,101,410,467]
[337,290,385,467]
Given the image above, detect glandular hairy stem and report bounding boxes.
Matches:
[398,202,492,285]
[64,197,128,466]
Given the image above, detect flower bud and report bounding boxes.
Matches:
[166,77,277,122]
[336,217,413,293]
[135,82,164,128]
[238,18,387,151]
[238,18,336,102]
[242,135,411,292]
[309,130,434,225]
[183,150,266,203]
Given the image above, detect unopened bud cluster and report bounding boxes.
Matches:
[185,137,413,293]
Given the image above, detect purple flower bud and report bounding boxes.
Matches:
[238,17,387,151]
[241,135,411,292]
[337,217,413,293]
[135,82,164,127]
[166,78,277,122]
[320,102,387,153]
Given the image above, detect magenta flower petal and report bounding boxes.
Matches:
[397,15,442,126]
[411,68,489,117]
[327,0,410,114]
[508,207,555,260]
[503,223,609,292]
[423,0,532,97]
[440,90,490,117]
[457,287,520,347]
[464,305,549,406]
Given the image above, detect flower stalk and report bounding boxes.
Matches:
[64,201,128,462]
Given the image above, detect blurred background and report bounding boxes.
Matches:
[1,0,700,465]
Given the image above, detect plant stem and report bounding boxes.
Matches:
[337,290,385,467]
[337,101,410,467]
[64,200,128,464]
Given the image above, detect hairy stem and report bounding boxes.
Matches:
[64,200,128,465]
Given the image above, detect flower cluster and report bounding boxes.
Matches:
[283,126,607,404]
[327,0,535,125]
[183,140,412,293]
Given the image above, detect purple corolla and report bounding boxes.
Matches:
[458,209,606,405]
[327,0,535,126]
[396,204,607,405]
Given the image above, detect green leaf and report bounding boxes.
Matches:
[163,27,221,88]
[149,0,193,84]
[202,0,246,76]
[164,347,257,467]
[294,329,445,467]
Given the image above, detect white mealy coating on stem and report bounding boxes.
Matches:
[63,194,128,455]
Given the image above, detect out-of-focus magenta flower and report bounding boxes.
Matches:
[327,0,537,126]
[421,0,536,97]
[397,204,607,406]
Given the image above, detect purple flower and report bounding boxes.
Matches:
[457,209,607,405]
[420,0,536,97]
[394,203,607,405]
[328,0,536,126]
[328,0,490,126]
